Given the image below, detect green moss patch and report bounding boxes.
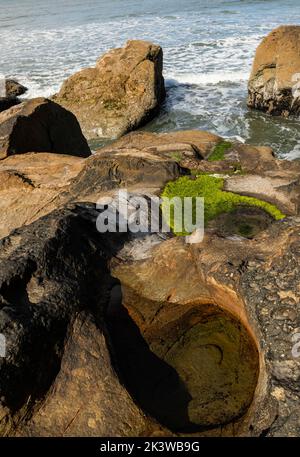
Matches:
[208,141,232,161]
[161,175,285,236]
[170,151,183,162]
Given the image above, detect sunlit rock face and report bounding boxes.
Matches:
[54,40,165,140]
[248,26,300,117]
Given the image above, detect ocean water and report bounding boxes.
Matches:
[1,0,300,157]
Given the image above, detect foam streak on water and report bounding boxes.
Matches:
[1,0,300,156]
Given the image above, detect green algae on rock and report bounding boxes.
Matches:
[161,175,286,235]
[208,141,232,162]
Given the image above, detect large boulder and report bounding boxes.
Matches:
[0,97,91,160]
[248,26,300,116]
[54,40,165,140]
[0,80,27,113]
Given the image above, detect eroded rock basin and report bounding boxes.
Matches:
[107,288,259,432]
[210,206,275,239]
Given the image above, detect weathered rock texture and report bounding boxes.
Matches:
[111,217,300,436]
[0,152,85,239]
[248,26,300,116]
[54,40,165,139]
[0,80,27,113]
[0,205,170,437]
[0,129,300,436]
[0,97,91,160]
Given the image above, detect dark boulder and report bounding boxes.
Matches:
[0,98,91,160]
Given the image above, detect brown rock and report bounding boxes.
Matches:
[110,216,300,436]
[0,97,91,160]
[5,80,27,98]
[17,312,154,437]
[104,130,221,159]
[1,128,300,437]
[54,40,165,140]
[0,152,84,239]
[0,80,27,113]
[248,26,300,116]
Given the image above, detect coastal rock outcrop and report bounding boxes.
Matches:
[0,97,91,160]
[248,26,300,116]
[0,80,27,113]
[111,216,300,436]
[54,40,165,140]
[0,152,85,238]
[0,204,155,436]
[0,128,300,436]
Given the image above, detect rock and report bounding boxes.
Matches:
[5,80,27,98]
[54,40,165,140]
[104,130,221,159]
[100,130,222,170]
[17,312,155,437]
[0,152,85,239]
[0,80,28,113]
[1,128,300,437]
[0,97,91,160]
[248,26,300,116]
[0,204,168,437]
[1,129,300,242]
[0,139,187,240]
[64,148,187,201]
[111,216,300,436]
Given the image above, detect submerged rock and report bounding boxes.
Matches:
[248,26,300,116]
[54,40,165,140]
[0,97,91,160]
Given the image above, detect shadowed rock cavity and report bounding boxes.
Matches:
[107,285,259,432]
[209,207,275,239]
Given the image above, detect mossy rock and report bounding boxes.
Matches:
[208,141,232,161]
[161,175,285,236]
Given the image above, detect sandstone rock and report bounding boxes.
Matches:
[0,97,91,160]
[17,312,154,437]
[0,128,300,437]
[0,204,169,437]
[5,80,27,99]
[0,152,85,239]
[1,129,300,242]
[0,80,27,113]
[248,26,300,116]
[111,216,300,436]
[103,130,221,159]
[54,40,165,140]
[0,144,186,240]
[64,148,187,201]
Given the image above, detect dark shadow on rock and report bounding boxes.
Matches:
[106,285,197,433]
[0,203,128,419]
